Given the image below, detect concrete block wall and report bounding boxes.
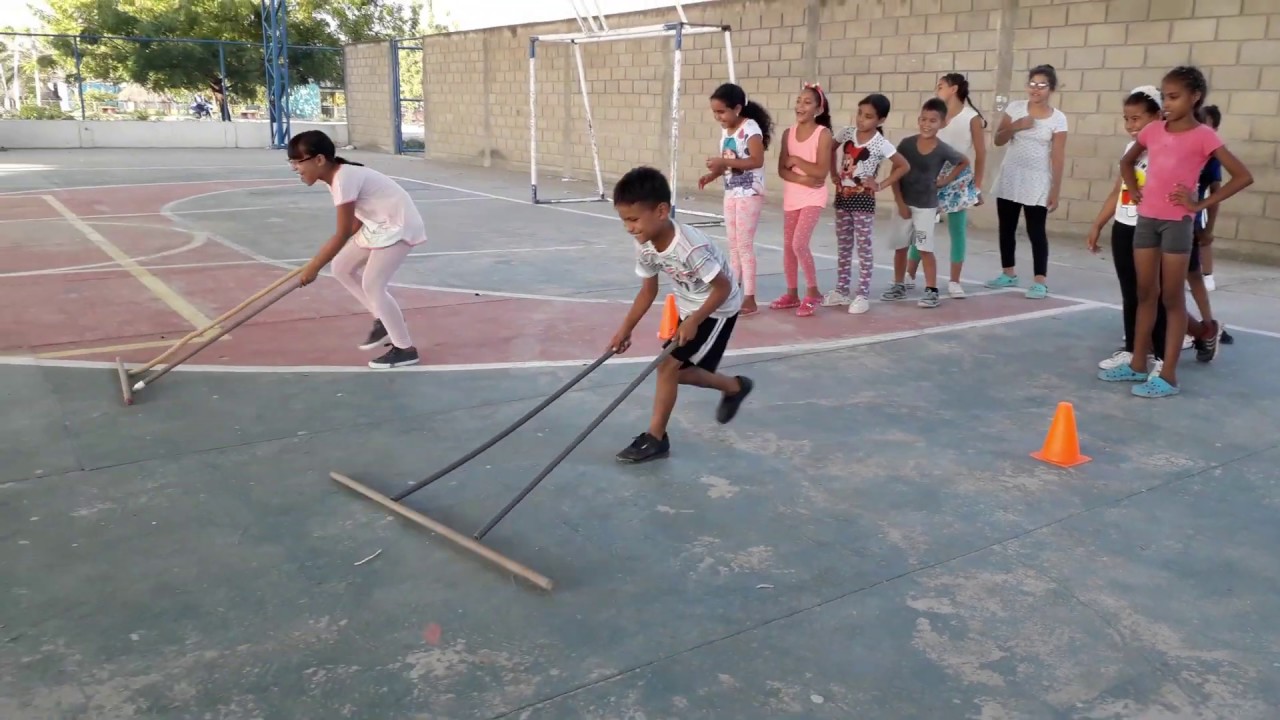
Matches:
[343,40,396,153]
[405,0,1280,259]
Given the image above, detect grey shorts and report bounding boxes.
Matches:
[1134,216,1194,254]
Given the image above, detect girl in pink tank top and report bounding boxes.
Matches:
[772,83,833,317]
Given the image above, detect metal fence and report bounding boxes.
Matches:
[0,32,343,124]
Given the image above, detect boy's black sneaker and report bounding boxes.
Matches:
[369,345,420,369]
[716,376,754,424]
[616,432,670,463]
[1195,320,1221,363]
[359,319,389,350]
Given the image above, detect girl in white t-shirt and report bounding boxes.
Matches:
[824,93,908,314]
[906,73,987,299]
[289,130,426,369]
[1085,87,1165,374]
[699,83,774,315]
[989,64,1069,299]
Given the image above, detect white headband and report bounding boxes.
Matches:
[1130,85,1162,109]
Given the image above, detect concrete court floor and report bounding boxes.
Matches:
[1,149,1278,719]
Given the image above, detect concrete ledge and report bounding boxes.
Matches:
[0,120,349,149]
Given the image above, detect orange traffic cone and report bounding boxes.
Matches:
[657,293,679,341]
[1031,401,1091,468]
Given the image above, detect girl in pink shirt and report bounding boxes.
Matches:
[290,130,427,370]
[771,83,834,317]
[1103,66,1253,398]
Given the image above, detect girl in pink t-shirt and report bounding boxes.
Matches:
[771,83,834,317]
[289,130,427,370]
[1103,66,1253,398]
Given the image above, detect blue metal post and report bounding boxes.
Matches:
[261,0,291,148]
[74,36,85,121]
[218,42,230,121]
[391,39,402,154]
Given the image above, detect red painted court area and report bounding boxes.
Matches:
[0,182,1083,370]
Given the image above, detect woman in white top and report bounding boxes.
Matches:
[988,64,1069,299]
[906,72,987,298]
[290,130,426,369]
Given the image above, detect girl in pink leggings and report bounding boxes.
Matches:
[289,130,426,369]
[699,82,774,315]
[772,82,833,317]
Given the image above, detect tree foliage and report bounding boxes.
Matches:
[34,0,432,95]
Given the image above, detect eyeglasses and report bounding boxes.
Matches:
[288,154,315,168]
[1027,81,1051,90]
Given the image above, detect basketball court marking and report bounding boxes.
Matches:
[39,195,212,328]
[0,301,1102,373]
[0,222,210,279]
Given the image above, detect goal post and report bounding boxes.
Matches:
[528,18,736,227]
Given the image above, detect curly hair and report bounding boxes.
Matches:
[1164,65,1209,111]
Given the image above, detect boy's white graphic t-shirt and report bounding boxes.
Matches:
[328,164,427,248]
[720,119,765,198]
[1114,140,1149,227]
[635,222,742,319]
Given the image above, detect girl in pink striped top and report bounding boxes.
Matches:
[771,82,834,317]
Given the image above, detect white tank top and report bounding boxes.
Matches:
[937,105,978,158]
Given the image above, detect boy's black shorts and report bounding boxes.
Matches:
[665,313,738,372]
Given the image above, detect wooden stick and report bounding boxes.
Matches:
[330,472,554,591]
[116,357,133,406]
[129,267,303,377]
[132,278,300,394]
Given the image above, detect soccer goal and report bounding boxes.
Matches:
[529,1,735,227]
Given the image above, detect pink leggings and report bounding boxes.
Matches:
[724,194,764,295]
[782,206,822,291]
[332,239,415,348]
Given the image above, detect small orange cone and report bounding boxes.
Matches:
[1031,401,1091,468]
[657,294,679,341]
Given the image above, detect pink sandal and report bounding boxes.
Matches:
[796,296,820,317]
[769,294,801,310]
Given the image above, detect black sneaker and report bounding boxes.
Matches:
[616,432,670,463]
[1220,327,1234,345]
[359,319,389,351]
[716,376,754,424]
[1196,320,1220,363]
[368,345,420,369]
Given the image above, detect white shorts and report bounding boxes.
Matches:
[888,206,937,253]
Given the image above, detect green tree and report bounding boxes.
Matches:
[34,0,427,95]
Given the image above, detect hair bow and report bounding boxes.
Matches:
[1130,84,1163,109]
[803,81,827,109]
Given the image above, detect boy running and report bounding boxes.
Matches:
[881,98,970,308]
[608,166,754,463]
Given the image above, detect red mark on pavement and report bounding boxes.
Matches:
[423,622,442,646]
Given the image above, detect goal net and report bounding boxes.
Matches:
[524,0,737,224]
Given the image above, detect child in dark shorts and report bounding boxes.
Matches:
[608,166,754,463]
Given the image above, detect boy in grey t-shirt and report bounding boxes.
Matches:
[882,98,970,308]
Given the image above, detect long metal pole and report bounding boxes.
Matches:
[390,349,616,501]
[473,343,676,540]
[529,38,539,204]
[572,42,606,200]
[667,25,684,217]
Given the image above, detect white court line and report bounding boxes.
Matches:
[156,185,626,305]
[39,195,212,328]
[386,175,1280,342]
[0,196,499,225]
[0,301,1101,373]
[13,174,1280,340]
[12,164,287,172]
[0,222,210,278]
[4,244,610,278]
[0,177,292,197]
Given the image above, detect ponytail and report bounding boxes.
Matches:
[942,72,987,128]
[711,82,775,149]
[333,156,365,166]
[739,100,775,150]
